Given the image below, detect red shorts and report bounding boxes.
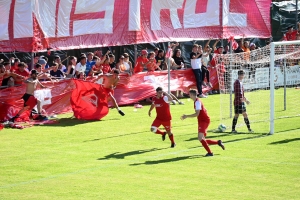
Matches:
[198,121,210,136]
[151,118,171,131]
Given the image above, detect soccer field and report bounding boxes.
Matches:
[0,92,300,200]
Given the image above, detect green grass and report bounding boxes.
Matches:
[1,92,300,200]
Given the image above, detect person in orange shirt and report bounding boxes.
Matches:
[241,37,255,80]
[134,50,148,74]
[145,52,161,72]
[116,55,127,73]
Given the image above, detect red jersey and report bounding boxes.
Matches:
[152,95,171,121]
[14,69,29,85]
[102,64,111,74]
[194,98,210,122]
[286,30,297,41]
[146,59,158,72]
[11,65,18,72]
[134,56,148,73]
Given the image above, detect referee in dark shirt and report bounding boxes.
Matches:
[232,70,253,133]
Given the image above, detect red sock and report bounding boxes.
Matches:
[201,139,212,153]
[168,134,175,143]
[206,140,218,145]
[156,129,164,135]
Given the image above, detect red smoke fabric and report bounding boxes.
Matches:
[0,69,217,121]
[70,80,109,120]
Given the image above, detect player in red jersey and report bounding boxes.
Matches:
[148,87,176,148]
[181,89,225,156]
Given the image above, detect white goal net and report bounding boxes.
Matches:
[215,40,300,134]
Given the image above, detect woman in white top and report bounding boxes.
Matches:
[123,53,133,76]
[66,56,77,78]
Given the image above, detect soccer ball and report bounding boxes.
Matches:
[218,124,227,132]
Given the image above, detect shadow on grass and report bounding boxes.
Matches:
[84,131,147,142]
[187,133,268,149]
[269,138,300,145]
[130,154,220,165]
[185,132,267,142]
[41,117,120,127]
[98,147,168,160]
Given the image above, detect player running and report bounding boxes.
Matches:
[231,70,253,133]
[148,87,176,148]
[181,89,225,156]
[9,70,47,122]
[96,69,125,116]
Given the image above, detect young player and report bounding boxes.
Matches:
[148,87,176,148]
[9,70,47,122]
[232,70,253,133]
[181,89,225,156]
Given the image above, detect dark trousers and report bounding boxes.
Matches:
[201,65,210,82]
[192,68,203,95]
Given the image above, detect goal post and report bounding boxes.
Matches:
[215,40,300,134]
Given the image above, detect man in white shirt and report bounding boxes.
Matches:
[190,44,207,98]
[75,55,87,76]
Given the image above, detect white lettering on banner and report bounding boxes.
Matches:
[222,0,247,26]
[14,0,33,38]
[73,0,115,35]
[57,0,73,37]
[231,66,300,91]
[0,0,11,40]
[184,0,220,28]
[129,0,141,31]
[151,0,184,30]
[2,0,253,41]
[33,0,56,38]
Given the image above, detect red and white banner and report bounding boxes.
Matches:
[0,68,219,121]
[0,0,271,52]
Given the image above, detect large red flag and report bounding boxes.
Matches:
[70,80,109,120]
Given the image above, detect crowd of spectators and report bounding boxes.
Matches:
[1,23,299,96]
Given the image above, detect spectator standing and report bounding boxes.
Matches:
[54,55,67,73]
[134,50,148,73]
[66,56,77,78]
[108,54,116,69]
[123,53,133,76]
[50,63,65,79]
[190,44,206,98]
[249,43,256,51]
[75,55,87,76]
[11,58,20,72]
[145,52,161,72]
[155,50,167,70]
[172,49,185,69]
[283,24,299,41]
[14,62,30,85]
[86,52,96,76]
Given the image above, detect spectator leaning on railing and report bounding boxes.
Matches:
[134,50,148,74]
[14,62,30,85]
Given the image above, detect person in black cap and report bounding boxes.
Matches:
[9,70,47,122]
